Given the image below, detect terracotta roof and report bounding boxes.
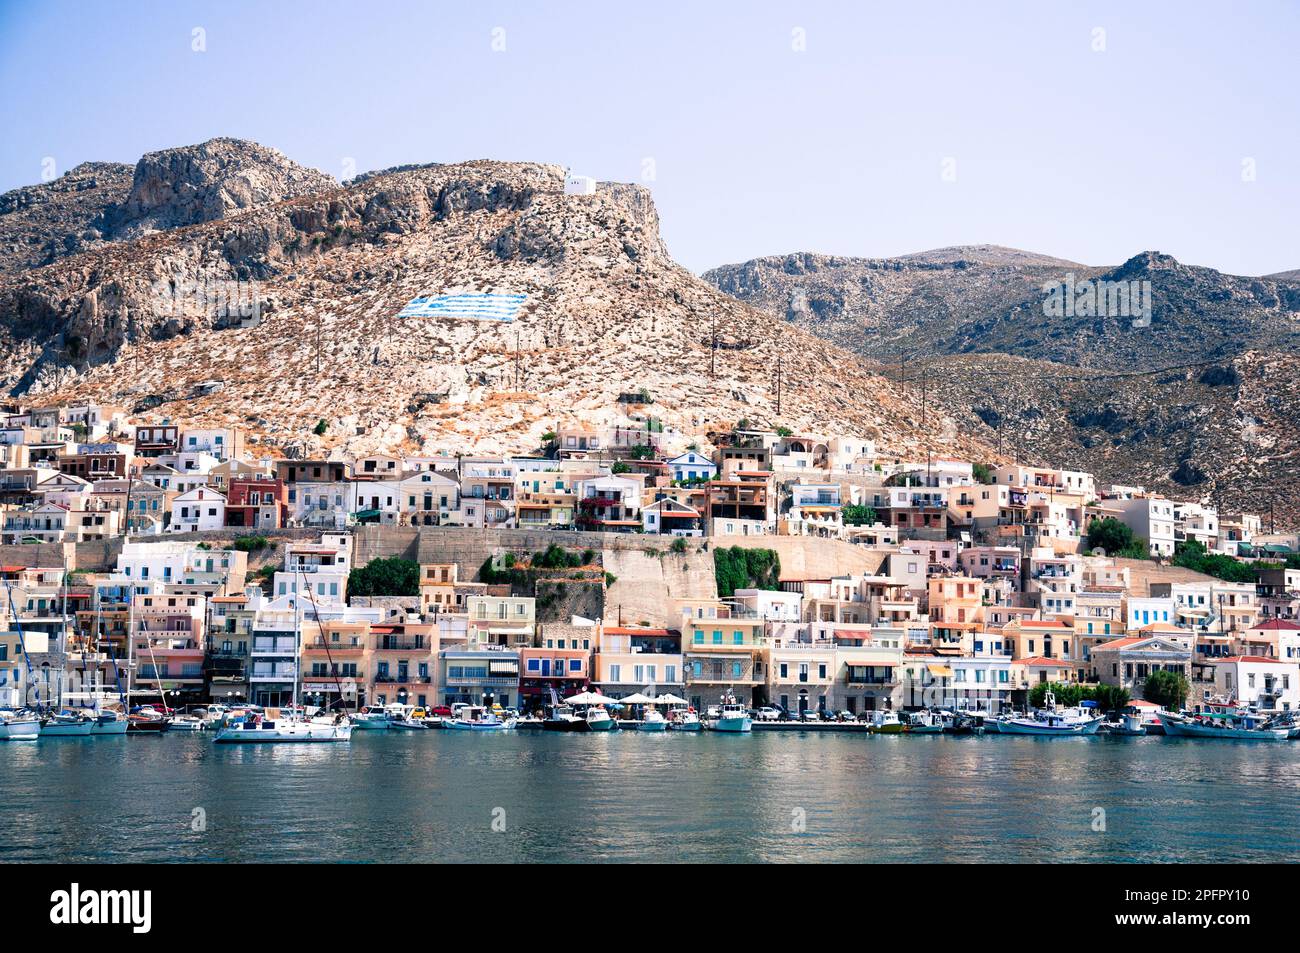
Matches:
[1251,619,1300,631]
[1017,656,1071,667]
[1219,655,1291,664]
[1094,636,1144,650]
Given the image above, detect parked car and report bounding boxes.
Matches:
[755,706,783,721]
[429,705,453,717]
[799,709,821,722]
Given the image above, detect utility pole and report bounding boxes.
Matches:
[315,314,322,377]
[514,331,521,391]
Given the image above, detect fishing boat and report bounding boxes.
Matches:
[868,710,905,734]
[712,696,751,733]
[40,711,94,737]
[638,708,669,732]
[939,710,986,735]
[905,710,944,734]
[668,707,702,731]
[1158,709,1289,740]
[168,713,206,732]
[542,704,586,731]
[0,710,41,741]
[1103,712,1146,736]
[584,705,617,731]
[998,694,1103,736]
[351,707,395,728]
[388,705,431,730]
[443,705,515,731]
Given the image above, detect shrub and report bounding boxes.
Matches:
[347,557,420,596]
[841,504,877,526]
[714,546,781,596]
[313,419,328,436]
[232,534,270,552]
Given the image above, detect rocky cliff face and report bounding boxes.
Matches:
[706,246,1300,527]
[104,138,337,239]
[0,141,990,468]
[0,161,133,274]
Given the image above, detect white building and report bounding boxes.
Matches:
[1212,656,1300,711]
[167,486,226,533]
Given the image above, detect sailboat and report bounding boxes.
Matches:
[214,570,351,743]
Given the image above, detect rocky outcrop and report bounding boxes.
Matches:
[104,138,337,239]
[0,161,133,274]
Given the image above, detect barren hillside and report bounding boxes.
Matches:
[0,140,992,464]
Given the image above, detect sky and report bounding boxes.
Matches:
[1,0,1297,275]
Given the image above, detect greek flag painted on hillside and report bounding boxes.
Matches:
[397,292,527,322]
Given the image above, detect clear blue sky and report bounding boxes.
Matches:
[2,0,1297,275]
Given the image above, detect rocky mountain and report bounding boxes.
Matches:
[0,161,134,274]
[0,139,990,465]
[705,247,1300,527]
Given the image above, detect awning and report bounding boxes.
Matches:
[927,664,954,677]
[488,661,518,675]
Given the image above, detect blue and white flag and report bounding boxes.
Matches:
[398,293,527,322]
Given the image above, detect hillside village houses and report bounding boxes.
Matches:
[0,399,1297,720]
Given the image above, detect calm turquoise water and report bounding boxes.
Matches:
[3,731,1299,863]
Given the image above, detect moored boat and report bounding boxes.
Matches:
[997,692,1103,736]
[542,704,585,731]
[868,710,905,734]
[168,714,206,732]
[350,705,392,730]
[668,707,702,731]
[39,712,94,737]
[214,713,353,743]
[712,697,751,733]
[905,710,944,734]
[0,710,41,741]
[583,705,617,731]
[89,711,129,735]
[1102,712,1146,736]
[638,708,669,731]
[1158,709,1289,741]
[443,705,515,731]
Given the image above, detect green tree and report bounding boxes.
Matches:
[1171,540,1258,583]
[232,534,270,552]
[611,461,631,474]
[347,557,420,596]
[1141,669,1189,710]
[1086,517,1149,558]
[775,426,793,437]
[628,444,655,460]
[840,504,878,526]
[972,462,995,484]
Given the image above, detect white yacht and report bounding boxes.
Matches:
[0,710,41,741]
[214,712,353,743]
